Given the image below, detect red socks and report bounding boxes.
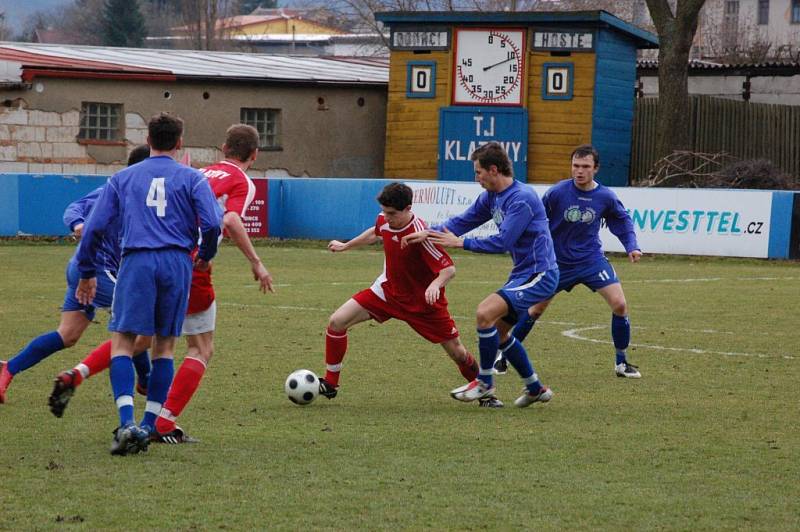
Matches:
[155,357,206,434]
[324,327,347,387]
[78,340,113,380]
[457,352,479,382]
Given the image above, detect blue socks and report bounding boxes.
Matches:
[140,358,173,432]
[109,355,135,426]
[132,350,152,388]
[7,331,65,375]
[512,313,538,343]
[612,314,631,365]
[499,337,542,394]
[477,327,498,386]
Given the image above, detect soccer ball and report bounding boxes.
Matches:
[285,369,319,405]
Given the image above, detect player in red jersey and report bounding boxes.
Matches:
[151,123,274,442]
[318,182,502,408]
[50,125,275,439]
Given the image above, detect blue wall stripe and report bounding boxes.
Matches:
[768,191,794,259]
[267,178,386,240]
[591,29,638,187]
[0,175,20,235]
[3,174,796,262]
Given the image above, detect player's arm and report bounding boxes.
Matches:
[328,226,379,252]
[436,194,492,237]
[192,178,223,269]
[223,210,274,293]
[604,196,641,263]
[446,200,533,254]
[74,183,119,304]
[402,197,492,248]
[64,185,104,238]
[424,265,455,305]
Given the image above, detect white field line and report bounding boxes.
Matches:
[219,301,792,360]
[267,276,800,289]
[562,325,794,360]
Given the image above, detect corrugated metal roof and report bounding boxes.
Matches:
[638,59,800,72]
[0,42,389,85]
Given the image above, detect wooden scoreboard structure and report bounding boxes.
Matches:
[375,11,658,185]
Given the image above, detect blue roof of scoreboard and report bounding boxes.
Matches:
[375,10,659,49]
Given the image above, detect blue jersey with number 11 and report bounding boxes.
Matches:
[77,155,221,278]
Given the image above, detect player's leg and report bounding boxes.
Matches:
[597,282,640,378]
[108,332,148,455]
[107,251,164,455]
[0,310,91,404]
[450,292,508,402]
[49,335,151,418]
[439,337,479,382]
[139,250,193,436]
[320,296,374,398]
[153,326,213,443]
[493,271,559,407]
[495,297,553,374]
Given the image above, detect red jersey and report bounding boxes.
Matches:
[368,213,454,314]
[187,161,256,314]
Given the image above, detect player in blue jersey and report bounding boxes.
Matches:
[0,146,153,407]
[75,113,222,455]
[403,142,559,408]
[495,144,642,378]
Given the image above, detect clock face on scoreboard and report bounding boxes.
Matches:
[453,28,526,106]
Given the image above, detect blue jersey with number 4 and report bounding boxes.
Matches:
[76,155,222,278]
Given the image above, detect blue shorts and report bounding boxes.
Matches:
[557,257,620,294]
[497,268,559,324]
[109,249,192,337]
[62,259,116,322]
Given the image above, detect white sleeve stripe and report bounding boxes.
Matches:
[412,219,444,260]
[240,177,256,217]
[422,239,443,260]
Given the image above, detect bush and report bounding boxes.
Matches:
[633,151,800,190]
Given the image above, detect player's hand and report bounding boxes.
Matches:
[428,228,463,248]
[252,261,275,293]
[73,223,84,239]
[401,230,429,248]
[328,240,348,253]
[424,284,441,305]
[629,250,642,263]
[194,257,211,272]
[76,277,96,306]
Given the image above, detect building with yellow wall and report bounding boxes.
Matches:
[376,11,658,186]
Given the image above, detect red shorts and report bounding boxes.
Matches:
[187,268,215,315]
[352,288,459,344]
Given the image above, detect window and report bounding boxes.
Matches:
[79,102,123,141]
[240,108,281,149]
[724,0,739,15]
[793,0,800,23]
[758,0,769,25]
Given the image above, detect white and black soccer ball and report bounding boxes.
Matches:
[285,369,319,405]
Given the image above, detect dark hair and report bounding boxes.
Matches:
[127,144,150,166]
[470,141,513,177]
[147,113,184,151]
[377,182,413,211]
[223,124,260,162]
[571,144,600,167]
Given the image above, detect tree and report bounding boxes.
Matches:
[236,0,279,15]
[177,0,235,51]
[0,12,11,41]
[645,0,707,160]
[102,0,148,47]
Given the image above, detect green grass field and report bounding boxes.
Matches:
[0,242,798,530]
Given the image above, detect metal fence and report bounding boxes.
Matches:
[630,95,800,181]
